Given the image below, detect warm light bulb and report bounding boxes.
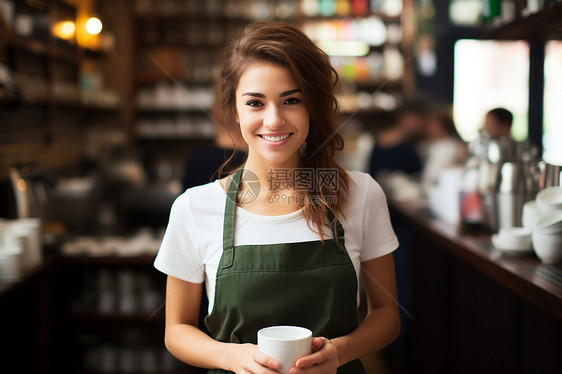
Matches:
[85,17,103,35]
[53,21,76,39]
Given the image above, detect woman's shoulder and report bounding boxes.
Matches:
[340,170,386,210]
[173,179,225,211]
[345,170,382,189]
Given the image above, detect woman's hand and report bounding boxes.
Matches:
[230,343,281,374]
[289,337,340,374]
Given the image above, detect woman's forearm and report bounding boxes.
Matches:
[165,323,238,371]
[332,306,400,366]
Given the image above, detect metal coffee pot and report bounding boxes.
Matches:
[473,136,538,231]
[538,161,562,189]
[496,160,539,229]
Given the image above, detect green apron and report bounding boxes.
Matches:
[204,166,365,373]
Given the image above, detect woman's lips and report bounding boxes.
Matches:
[257,133,294,146]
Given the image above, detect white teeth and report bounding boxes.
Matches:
[262,134,290,142]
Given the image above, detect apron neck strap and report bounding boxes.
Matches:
[327,209,345,250]
[223,165,244,251]
[223,165,345,251]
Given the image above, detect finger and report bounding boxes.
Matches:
[249,361,284,374]
[311,337,325,352]
[290,360,331,374]
[311,337,325,348]
[295,339,335,368]
[252,349,280,371]
[295,350,325,369]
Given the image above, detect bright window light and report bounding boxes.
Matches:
[453,39,529,141]
[543,41,562,165]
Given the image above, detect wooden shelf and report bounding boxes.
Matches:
[135,72,212,85]
[8,34,78,62]
[484,2,562,40]
[137,40,225,49]
[136,107,212,114]
[351,78,403,88]
[298,11,400,23]
[137,135,215,141]
[81,47,108,59]
[134,13,285,23]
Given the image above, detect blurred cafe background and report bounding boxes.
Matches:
[0,0,561,373]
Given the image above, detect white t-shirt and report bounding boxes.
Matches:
[154,170,399,313]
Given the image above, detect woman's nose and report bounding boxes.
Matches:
[263,105,284,128]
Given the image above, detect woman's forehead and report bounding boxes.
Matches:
[236,61,300,94]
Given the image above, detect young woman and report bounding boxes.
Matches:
[154,21,400,374]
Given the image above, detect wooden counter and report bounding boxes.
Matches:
[388,200,562,373]
[389,201,562,319]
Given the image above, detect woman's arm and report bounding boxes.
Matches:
[293,253,400,372]
[164,275,281,373]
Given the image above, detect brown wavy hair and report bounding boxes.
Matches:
[219,21,350,242]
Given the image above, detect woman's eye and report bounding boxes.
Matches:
[246,100,263,107]
[284,97,301,105]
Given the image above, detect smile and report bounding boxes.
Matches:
[258,133,293,142]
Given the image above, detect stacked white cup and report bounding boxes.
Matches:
[0,218,43,282]
[530,187,562,264]
[0,219,23,282]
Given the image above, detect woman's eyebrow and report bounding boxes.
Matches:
[241,92,265,98]
[280,89,301,97]
[241,89,302,98]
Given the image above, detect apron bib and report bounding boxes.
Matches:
[204,166,365,373]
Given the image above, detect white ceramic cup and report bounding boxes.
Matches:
[257,326,312,373]
[522,200,542,229]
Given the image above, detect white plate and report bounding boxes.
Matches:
[491,234,533,256]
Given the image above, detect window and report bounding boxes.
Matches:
[453,39,529,141]
[543,41,562,165]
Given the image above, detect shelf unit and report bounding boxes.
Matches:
[483,1,562,40]
[0,0,122,178]
[51,251,195,374]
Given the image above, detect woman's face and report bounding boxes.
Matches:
[235,61,309,167]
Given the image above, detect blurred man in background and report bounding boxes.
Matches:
[483,107,513,139]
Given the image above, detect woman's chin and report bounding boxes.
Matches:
[251,150,300,167]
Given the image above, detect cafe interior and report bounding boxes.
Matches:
[0,0,561,373]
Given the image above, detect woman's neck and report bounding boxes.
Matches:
[243,152,301,193]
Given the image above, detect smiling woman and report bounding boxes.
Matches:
[154,21,400,374]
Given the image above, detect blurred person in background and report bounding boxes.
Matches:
[422,108,468,187]
[482,107,513,139]
[368,97,430,201]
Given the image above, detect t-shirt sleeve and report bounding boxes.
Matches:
[360,174,399,262]
[154,193,204,284]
